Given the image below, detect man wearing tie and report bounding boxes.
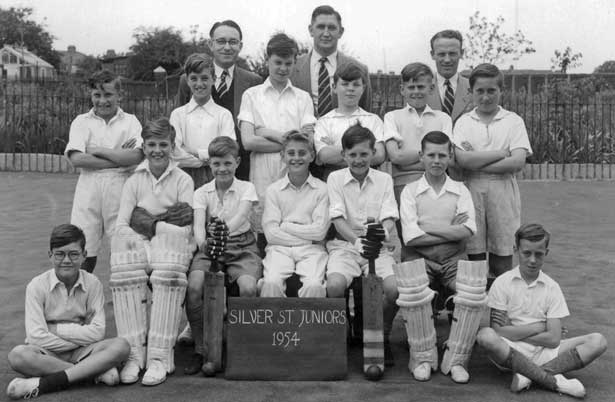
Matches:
[427,30,472,124]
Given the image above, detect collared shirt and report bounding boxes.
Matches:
[488,266,569,326]
[193,178,258,236]
[238,77,316,132]
[262,174,330,246]
[400,174,476,243]
[64,107,142,174]
[436,72,459,102]
[309,50,338,105]
[453,107,533,155]
[25,269,105,353]
[115,160,194,231]
[327,168,398,237]
[214,63,235,90]
[169,98,236,168]
[314,107,384,154]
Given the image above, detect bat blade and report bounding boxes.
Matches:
[362,269,384,374]
[203,271,225,371]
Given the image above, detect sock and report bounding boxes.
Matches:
[541,348,585,374]
[504,348,557,391]
[38,371,69,394]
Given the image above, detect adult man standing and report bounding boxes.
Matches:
[177,20,262,180]
[427,30,472,124]
[291,5,372,116]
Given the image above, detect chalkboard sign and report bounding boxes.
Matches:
[225,297,347,380]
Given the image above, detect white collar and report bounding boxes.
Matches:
[407,103,436,117]
[186,97,216,114]
[415,174,461,196]
[214,63,235,80]
[437,72,459,89]
[136,159,179,183]
[311,50,338,65]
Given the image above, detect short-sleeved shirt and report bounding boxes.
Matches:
[452,107,533,156]
[116,160,194,230]
[193,178,258,236]
[64,108,142,173]
[25,269,105,353]
[169,98,236,168]
[327,168,398,237]
[400,174,476,243]
[314,108,384,154]
[488,266,570,326]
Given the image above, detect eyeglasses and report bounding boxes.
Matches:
[52,251,82,262]
[213,39,241,48]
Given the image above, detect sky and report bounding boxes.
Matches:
[3,0,615,73]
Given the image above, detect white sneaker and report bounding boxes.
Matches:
[95,367,120,386]
[177,323,193,346]
[450,365,470,384]
[554,374,586,398]
[412,362,432,381]
[510,373,532,392]
[6,377,40,400]
[142,360,167,386]
[120,360,141,384]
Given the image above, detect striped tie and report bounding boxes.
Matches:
[317,57,332,117]
[216,69,229,97]
[442,79,454,116]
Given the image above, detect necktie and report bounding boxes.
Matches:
[442,79,454,116]
[217,69,229,97]
[317,57,332,117]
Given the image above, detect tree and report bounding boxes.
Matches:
[464,11,535,69]
[0,6,60,69]
[551,47,582,73]
[594,60,615,73]
[128,26,190,81]
[75,55,101,78]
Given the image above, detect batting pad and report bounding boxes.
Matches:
[397,291,438,371]
[149,233,195,274]
[456,260,488,289]
[109,270,149,369]
[110,232,148,274]
[147,270,188,373]
[393,259,430,288]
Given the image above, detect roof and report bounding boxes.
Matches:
[1,45,54,69]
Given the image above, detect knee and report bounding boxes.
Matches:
[476,327,499,348]
[8,345,31,371]
[110,338,131,362]
[383,282,398,304]
[238,276,257,297]
[588,333,608,355]
[187,280,204,303]
[326,276,347,298]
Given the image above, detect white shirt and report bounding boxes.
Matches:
[314,107,384,154]
[169,98,236,168]
[309,50,337,105]
[214,63,235,91]
[436,72,459,101]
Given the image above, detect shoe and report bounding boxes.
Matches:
[6,377,40,400]
[142,360,167,386]
[384,340,394,367]
[554,374,586,398]
[412,362,432,381]
[95,367,120,386]
[510,373,531,392]
[177,323,194,346]
[450,365,470,384]
[183,354,203,375]
[120,360,141,384]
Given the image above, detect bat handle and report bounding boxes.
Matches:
[365,217,376,276]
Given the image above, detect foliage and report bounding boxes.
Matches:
[594,60,615,73]
[246,41,310,79]
[0,6,60,69]
[464,11,535,69]
[128,26,190,81]
[551,47,582,73]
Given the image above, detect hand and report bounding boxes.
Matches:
[164,202,193,227]
[121,137,137,149]
[461,141,474,151]
[47,323,58,334]
[301,124,315,135]
[491,310,512,327]
[451,212,469,225]
[320,135,335,146]
[184,146,199,158]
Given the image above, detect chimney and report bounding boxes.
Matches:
[68,45,76,53]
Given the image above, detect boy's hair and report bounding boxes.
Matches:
[400,62,434,83]
[266,33,298,59]
[184,53,214,76]
[311,5,342,25]
[50,224,86,251]
[341,123,376,150]
[334,61,366,85]
[209,136,239,158]
[515,223,551,248]
[469,63,504,89]
[88,69,120,92]
[421,131,451,152]
[281,130,314,152]
[141,117,176,143]
[209,20,243,40]
[430,29,463,51]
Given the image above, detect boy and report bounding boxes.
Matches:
[260,130,329,298]
[170,53,236,189]
[111,118,195,386]
[185,136,261,375]
[453,63,532,278]
[6,224,129,400]
[477,223,607,398]
[239,33,316,255]
[398,131,477,383]
[65,70,143,273]
[314,61,385,180]
[384,63,452,261]
[325,123,399,365]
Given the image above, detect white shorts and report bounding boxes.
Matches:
[325,239,395,287]
[71,171,130,256]
[262,244,328,287]
[502,337,560,367]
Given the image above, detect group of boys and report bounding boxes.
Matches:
[6,8,608,400]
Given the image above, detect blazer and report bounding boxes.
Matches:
[290,51,373,113]
[426,74,473,124]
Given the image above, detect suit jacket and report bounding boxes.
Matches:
[290,51,373,113]
[427,74,472,124]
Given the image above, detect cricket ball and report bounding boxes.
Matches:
[201,362,216,377]
[365,365,383,381]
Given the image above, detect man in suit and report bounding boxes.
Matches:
[177,20,262,181]
[427,30,472,124]
[290,5,372,116]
